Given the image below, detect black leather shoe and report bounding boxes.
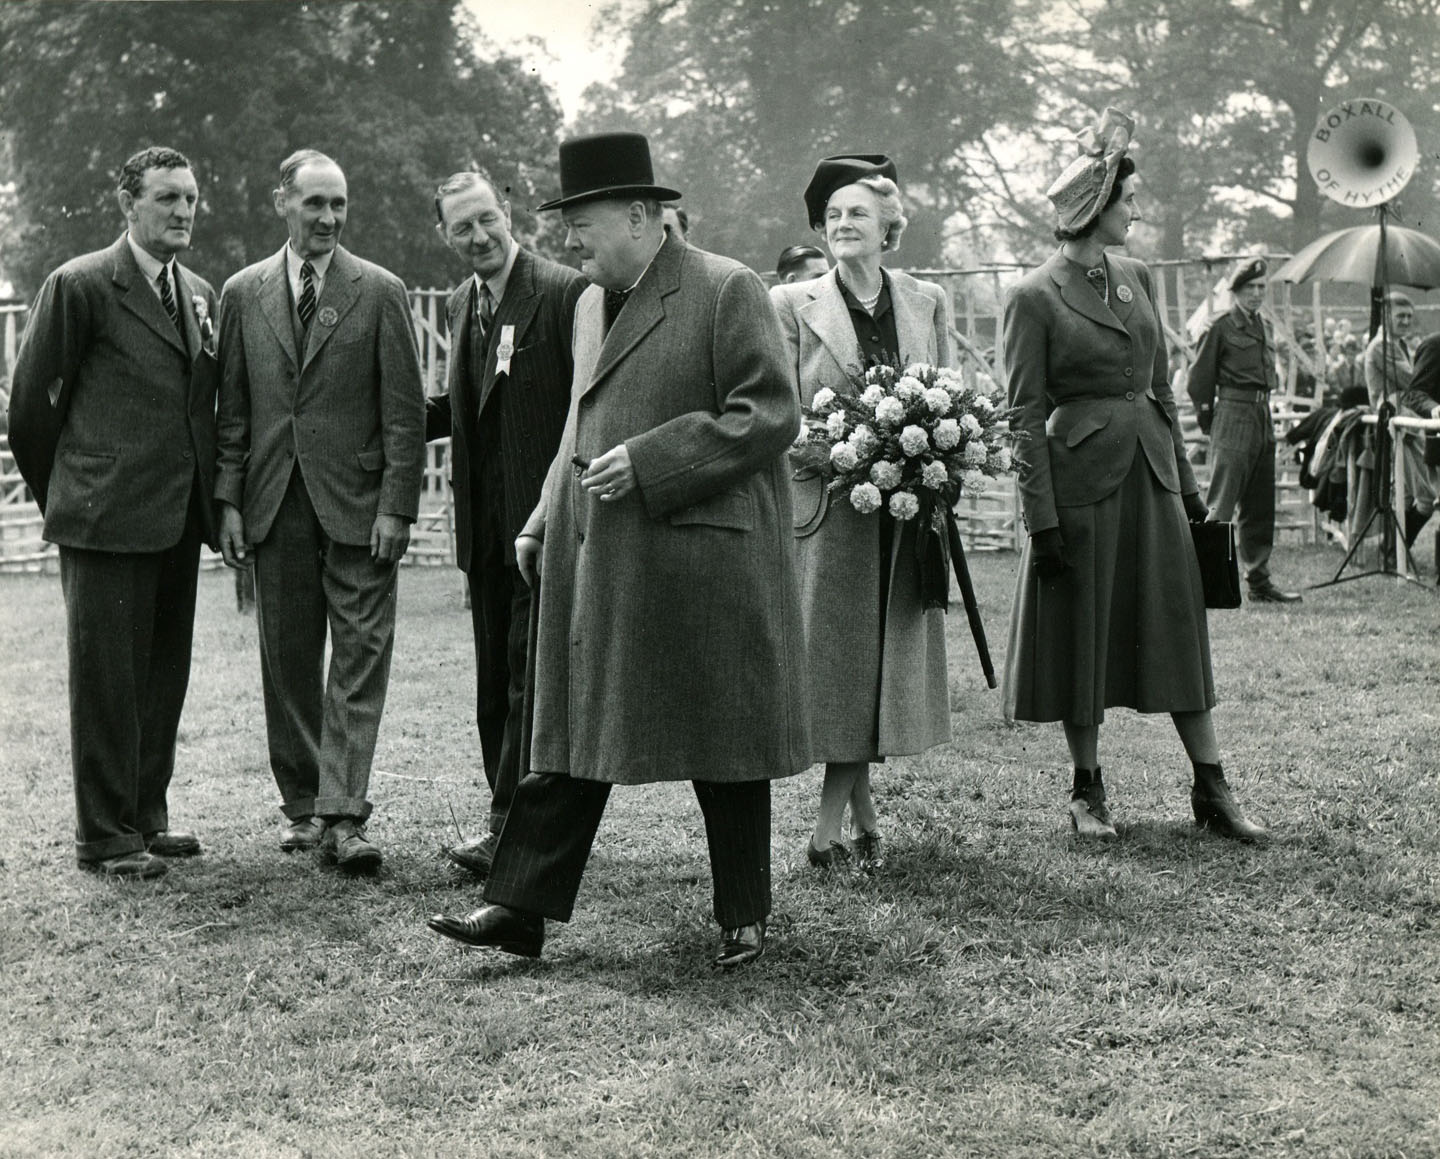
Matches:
[1192,763,1268,842]
[806,839,851,868]
[1248,581,1302,604]
[853,830,885,871]
[1069,773,1117,840]
[714,921,765,969]
[279,816,327,852]
[145,830,201,857]
[445,831,499,876]
[427,904,543,958]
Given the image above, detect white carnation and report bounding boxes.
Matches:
[964,441,988,466]
[921,460,949,490]
[992,445,1013,471]
[849,424,878,453]
[895,376,924,400]
[960,412,983,437]
[888,490,921,520]
[860,384,885,406]
[874,396,905,425]
[973,390,996,411]
[961,469,988,494]
[830,442,859,471]
[849,482,883,514]
[933,418,962,451]
[904,363,930,378]
[826,409,848,439]
[870,460,903,489]
[812,386,837,411]
[923,387,952,415]
[899,425,929,457]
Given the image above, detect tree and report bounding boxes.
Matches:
[578,0,1041,272]
[0,1,567,295]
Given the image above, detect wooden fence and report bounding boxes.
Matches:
[1,268,1432,572]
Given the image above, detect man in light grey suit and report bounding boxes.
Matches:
[216,149,425,872]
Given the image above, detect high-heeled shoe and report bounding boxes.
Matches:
[806,839,851,868]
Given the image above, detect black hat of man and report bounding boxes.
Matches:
[803,154,898,230]
[1230,257,1267,292]
[536,131,681,212]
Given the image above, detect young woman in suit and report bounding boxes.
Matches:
[1002,110,1265,842]
[770,155,955,871]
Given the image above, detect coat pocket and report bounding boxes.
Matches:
[1047,408,1112,448]
[790,467,828,537]
[356,448,385,472]
[669,488,755,531]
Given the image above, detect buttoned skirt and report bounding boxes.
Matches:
[1002,447,1215,725]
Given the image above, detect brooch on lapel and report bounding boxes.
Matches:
[318,306,339,327]
[192,295,214,342]
[1115,285,1133,304]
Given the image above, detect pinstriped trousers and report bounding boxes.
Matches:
[484,773,772,928]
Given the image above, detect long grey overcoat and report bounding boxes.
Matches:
[521,233,812,785]
[769,268,954,762]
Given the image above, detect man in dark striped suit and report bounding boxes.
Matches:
[425,172,585,875]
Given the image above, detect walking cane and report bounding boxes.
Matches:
[517,574,540,782]
[945,510,997,689]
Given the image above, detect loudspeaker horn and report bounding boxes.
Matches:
[1307,98,1416,207]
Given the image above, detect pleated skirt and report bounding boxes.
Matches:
[1002,448,1215,725]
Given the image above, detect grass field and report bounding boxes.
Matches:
[2,541,1439,1158]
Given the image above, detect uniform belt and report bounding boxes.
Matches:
[1217,387,1269,403]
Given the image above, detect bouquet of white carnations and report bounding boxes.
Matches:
[793,361,1014,518]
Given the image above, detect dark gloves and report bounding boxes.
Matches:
[1030,527,1068,579]
[1182,492,1210,522]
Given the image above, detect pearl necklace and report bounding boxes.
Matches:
[840,271,882,312]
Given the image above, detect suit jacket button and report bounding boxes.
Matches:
[580,396,594,408]
[1123,367,1134,377]
[1125,391,1135,401]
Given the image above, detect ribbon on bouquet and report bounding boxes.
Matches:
[914,503,997,689]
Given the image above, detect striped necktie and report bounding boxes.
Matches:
[476,283,495,345]
[157,265,181,333]
[298,261,317,328]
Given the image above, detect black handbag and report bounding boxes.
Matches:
[1190,520,1242,609]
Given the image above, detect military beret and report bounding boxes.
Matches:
[1230,258,1268,292]
[803,154,898,230]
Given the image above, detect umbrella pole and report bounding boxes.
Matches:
[1311,201,1430,592]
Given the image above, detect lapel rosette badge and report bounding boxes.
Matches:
[793,358,1018,687]
[317,305,339,327]
[192,295,213,344]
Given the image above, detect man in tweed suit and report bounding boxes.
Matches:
[216,149,425,873]
[428,132,811,969]
[8,146,218,878]
[424,171,585,875]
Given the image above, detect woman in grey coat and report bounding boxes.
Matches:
[1002,109,1265,842]
[771,155,954,871]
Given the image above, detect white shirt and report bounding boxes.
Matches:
[126,233,178,305]
[474,241,520,309]
[285,244,333,307]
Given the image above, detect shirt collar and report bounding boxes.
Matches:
[126,233,174,285]
[474,241,520,305]
[286,243,333,283]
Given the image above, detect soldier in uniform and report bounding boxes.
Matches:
[1188,257,1302,604]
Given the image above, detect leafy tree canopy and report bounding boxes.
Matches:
[0,0,567,296]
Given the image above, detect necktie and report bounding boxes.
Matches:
[298,261,317,329]
[603,288,630,334]
[476,283,495,345]
[157,265,181,333]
